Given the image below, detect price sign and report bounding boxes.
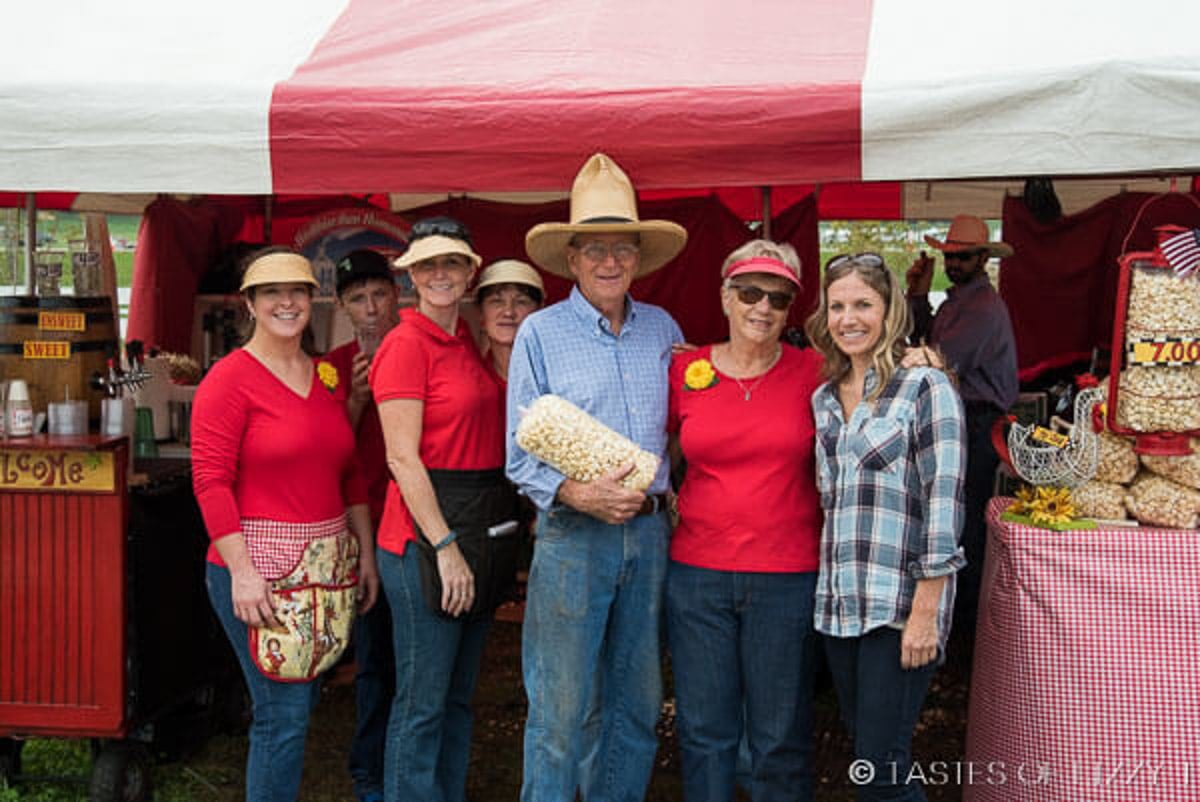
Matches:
[1128,337,1200,366]
[1030,426,1070,449]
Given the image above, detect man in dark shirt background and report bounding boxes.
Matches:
[907,214,1018,664]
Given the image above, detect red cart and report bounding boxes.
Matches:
[0,434,241,800]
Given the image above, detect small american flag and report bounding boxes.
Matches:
[1160,228,1200,278]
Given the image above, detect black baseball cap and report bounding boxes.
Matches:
[335,249,394,295]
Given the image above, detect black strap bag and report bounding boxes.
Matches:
[414,468,522,621]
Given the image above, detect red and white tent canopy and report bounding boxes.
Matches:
[3,0,1199,197]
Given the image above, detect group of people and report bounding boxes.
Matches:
[191,151,1018,802]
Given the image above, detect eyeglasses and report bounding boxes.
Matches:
[825,252,886,271]
[576,242,640,264]
[943,249,983,262]
[410,216,473,246]
[728,283,795,311]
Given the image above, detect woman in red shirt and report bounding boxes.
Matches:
[369,218,518,802]
[192,248,378,802]
[475,258,544,383]
[666,240,824,802]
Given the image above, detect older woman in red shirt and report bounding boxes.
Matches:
[667,239,824,802]
[192,248,378,802]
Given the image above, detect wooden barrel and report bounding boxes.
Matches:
[0,296,118,422]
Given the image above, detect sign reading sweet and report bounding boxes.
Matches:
[0,450,115,491]
[1128,337,1200,366]
[23,340,71,359]
[38,311,86,332]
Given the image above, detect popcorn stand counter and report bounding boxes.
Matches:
[964,498,1200,802]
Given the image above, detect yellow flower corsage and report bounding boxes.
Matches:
[317,361,339,393]
[684,358,718,391]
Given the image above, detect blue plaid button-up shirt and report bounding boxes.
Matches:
[506,286,682,511]
[811,366,967,648]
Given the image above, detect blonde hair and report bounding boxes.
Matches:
[804,255,912,401]
[720,239,801,284]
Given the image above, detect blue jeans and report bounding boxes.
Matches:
[823,627,937,802]
[379,545,490,802]
[521,507,669,802]
[666,562,818,802]
[206,563,322,802]
[349,583,394,800]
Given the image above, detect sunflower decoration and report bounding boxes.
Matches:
[1009,484,1037,515]
[684,358,718,391]
[1004,483,1092,530]
[317,361,339,393]
[1028,486,1076,527]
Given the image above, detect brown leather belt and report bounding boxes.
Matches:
[637,494,669,516]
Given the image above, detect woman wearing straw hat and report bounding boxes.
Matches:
[369,218,519,802]
[666,239,825,801]
[475,258,545,382]
[192,247,379,802]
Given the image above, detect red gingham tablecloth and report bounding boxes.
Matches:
[964,498,1200,802]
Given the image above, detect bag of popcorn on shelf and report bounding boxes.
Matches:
[1139,437,1200,490]
[1124,472,1200,529]
[515,394,660,492]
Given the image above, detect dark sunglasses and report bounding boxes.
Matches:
[825,251,886,271]
[943,249,983,262]
[409,216,473,246]
[729,283,795,311]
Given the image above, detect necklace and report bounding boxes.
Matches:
[716,345,782,401]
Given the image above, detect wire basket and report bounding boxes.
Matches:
[1005,387,1103,487]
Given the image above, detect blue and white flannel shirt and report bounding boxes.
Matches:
[811,366,967,649]
[506,286,683,511]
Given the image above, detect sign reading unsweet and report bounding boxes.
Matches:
[0,449,115,491]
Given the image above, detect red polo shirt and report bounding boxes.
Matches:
[369,307,505,555]
[668,344,824,573]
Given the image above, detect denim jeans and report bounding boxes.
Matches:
[379,544,490,802]
[823,627,937,802]
[521,507,669,802]
[666,562,818,802]
[349,584,394,800]
[206,563,322,802]
[952,406,1001,647]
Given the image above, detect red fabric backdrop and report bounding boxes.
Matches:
[124,194,821,352]
[1000,191,1200,381]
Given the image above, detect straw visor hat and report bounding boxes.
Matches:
[240,252,319,292]
[924,214,1014,258]
[394,235,482,270]
[525,153,687,278]
[477,259,545,297]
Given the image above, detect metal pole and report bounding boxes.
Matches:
[23,193,35,294]
[760,186,772,240]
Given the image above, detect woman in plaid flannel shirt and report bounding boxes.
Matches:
[805,253,966,802]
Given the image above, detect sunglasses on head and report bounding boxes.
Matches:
[729,283,795,311]
[409,216,473,246]
[943,249,984,262]
[825,252,886,271]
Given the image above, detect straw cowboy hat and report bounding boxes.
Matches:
[924,214,1014,258]
[525,153,687,278]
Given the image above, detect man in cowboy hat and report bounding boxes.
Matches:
[907,214,1018,659]
[506,153,687,801]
